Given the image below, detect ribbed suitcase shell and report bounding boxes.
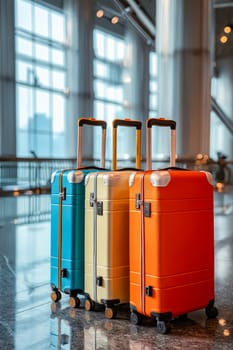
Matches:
[84,118,142,318]
[51,168,98,294]
[84,171,131,305]
[129,169,215,317]
[129,117,217,333]
[50,118,107,306]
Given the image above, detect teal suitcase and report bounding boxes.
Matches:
[50,118,107,308]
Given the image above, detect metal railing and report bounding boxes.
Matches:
[211,97,233,136]
[0,155,232,197]
[0,157,77,195]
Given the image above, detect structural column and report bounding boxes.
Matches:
[156,0,212,157]
[0,0,16,156]
[65,0,95,160]
[123,26,150,162]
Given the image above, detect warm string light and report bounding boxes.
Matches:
[220,35,228,44]
[96,9,119,25]
[111,16,119,24]
[224,25,232,34]
[96,9,104,18]
[219,24,232,44]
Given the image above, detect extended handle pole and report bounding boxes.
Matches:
[146,118,176,170]
[77,118,107,168]
[112,118,142,171]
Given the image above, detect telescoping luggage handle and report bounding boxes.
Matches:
[146,118,176,170]
[112,118,142,171]
[77,118,107,168]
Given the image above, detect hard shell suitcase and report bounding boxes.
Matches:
[129,118,218,333]
[50,118,107,308]
[84,118,142,318]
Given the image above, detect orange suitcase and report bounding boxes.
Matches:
[129,118,218,334]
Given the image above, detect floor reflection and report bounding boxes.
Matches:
[0,190,233,349]
[15,222,50,312]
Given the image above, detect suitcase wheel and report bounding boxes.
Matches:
[85,298,95,312]
[69,296,80,308]
[105,306,117,319]
[50,290,62,303]
[156,320,171,334]
[130,311,143,325]
[205,303,218,319]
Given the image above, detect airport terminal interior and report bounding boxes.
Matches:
[0,0,233,349]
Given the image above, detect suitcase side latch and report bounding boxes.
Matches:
[59,187,66,200]
[136,194,151,217]
[89,192,95,207]
[61,268,68,278]
[136,193,142,209]
[96,276,103,286]
[145,285,152,297]
[97,201,103,215]
[144,202,151,217]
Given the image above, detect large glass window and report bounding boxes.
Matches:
[210,76,232,160]
[149,51,168,159]
[93,29,126,161]
[149,51,158,118]
[15,0,67,157]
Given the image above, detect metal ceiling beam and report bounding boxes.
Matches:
[126,0,155,37]
[214,2,233,8]
[112,0,155,45]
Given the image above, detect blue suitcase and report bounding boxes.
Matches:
[50,118,107,308]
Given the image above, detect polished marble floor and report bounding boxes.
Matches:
[0,189,233,349]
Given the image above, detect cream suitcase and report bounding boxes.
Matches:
[84,118,142,319]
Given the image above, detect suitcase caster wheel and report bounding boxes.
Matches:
[85,299,95,311]
[205,304,218,319]
[156,321,171,334]
[51,290,62,302]
[105,307,117,319]
[69,296,80,308]
[130,311,143,325]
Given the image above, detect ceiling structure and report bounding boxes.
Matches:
[97,0,233,58]
[96,0,155,45]
[112,0,155,40]
[214,0,233,58]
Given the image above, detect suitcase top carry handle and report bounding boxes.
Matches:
[147,118,176,130]
[146,117,176,170]
[78,118,107,129]
[112,118,142,171]
[112,119,142,129]
[77,117,107,168]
